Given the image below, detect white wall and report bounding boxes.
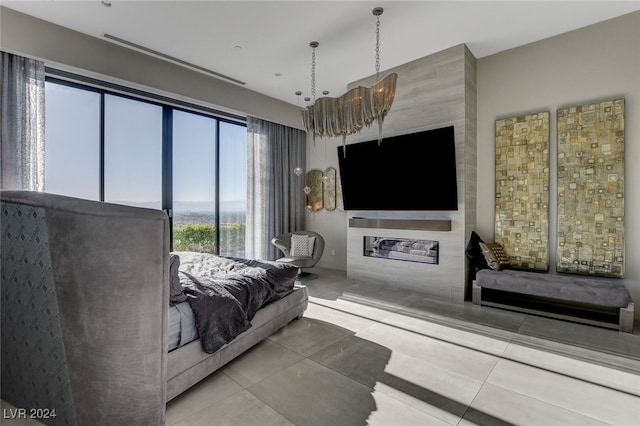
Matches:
[477,11,640,316]
[305,138,349,271]
[0,7,302,129]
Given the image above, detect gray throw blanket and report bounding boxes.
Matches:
[177,252,297,354]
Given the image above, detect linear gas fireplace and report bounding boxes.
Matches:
[363,236,439,264]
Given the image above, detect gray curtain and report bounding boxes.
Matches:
[246,117,306,260]
[0,51,46,191]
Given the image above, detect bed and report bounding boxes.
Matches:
[0,190,308,424]
[166,251,309,401]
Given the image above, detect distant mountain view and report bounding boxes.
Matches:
[113,200,246,226]
[173,200,246,213]
[173,201,246,226]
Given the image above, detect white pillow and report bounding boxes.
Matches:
[307,236,316,256]
[290,234,316,258]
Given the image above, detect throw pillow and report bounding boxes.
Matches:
[307,236,317,257]
[479,242,511,271]
[169,253,187,304]
[466,231,490,270]
[290,234,312,258]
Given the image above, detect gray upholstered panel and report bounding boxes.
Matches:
[1,202,76,426]
[1,190,169,425]
[476,269,630,308]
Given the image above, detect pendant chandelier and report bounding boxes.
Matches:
[301,7,397,149]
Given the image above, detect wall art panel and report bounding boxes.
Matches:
[556,98,625,277]
[495,111,550,270]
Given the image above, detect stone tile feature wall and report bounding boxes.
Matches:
[495,112,550,270]
[344,44,477,300]
[556,99,625,278]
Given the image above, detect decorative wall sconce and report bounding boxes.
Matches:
[306,169,324,211]
[322,167,337,211]
[296,167,338,212]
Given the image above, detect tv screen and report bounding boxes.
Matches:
[337,126,458,211]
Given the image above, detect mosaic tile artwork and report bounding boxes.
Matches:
[557,99,625,277]
[495,111,550,270]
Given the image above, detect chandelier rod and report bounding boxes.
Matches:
[310,41,318,103]
[373,7,383,81]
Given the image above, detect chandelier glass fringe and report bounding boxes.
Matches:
[301,7,397,149]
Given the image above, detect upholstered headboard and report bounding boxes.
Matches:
[1,191,169,425]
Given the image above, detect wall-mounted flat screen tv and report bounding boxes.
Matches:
[337,126,458,211]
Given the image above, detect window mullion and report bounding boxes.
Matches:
[100,92,105,201]
[162,107,173,250]
[215,119,221,255]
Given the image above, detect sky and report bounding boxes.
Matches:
[44,81,247,211]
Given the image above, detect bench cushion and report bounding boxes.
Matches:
[476,269,630,308]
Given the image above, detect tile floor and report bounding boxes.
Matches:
[165,268,640,426]
[2,268,639,425]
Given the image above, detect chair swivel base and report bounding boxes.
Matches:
[296,269,318,281]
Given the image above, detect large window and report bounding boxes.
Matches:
[44,83,100,200]
[44,78,247,255]
[219,121,248,257]
[172,110,217,253]
[104,94,163,209]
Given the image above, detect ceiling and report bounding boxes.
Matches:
[3,1,639,106]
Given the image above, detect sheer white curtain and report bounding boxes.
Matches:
[0,51,46,191]
[246,117,306,260]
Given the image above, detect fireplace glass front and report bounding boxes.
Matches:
[363,236,439,264]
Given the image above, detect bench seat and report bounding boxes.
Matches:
[472,269,634,333]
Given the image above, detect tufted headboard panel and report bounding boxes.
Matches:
[1,190,169,425]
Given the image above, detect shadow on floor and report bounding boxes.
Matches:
[303,269,640,371]
[291,318,518,425]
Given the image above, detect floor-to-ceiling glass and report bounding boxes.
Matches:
[104,94,163,209]
[44,79,247,255]
[44,83,100,200]
[219,121,247,257]
[172,110,217,253]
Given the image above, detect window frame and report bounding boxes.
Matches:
[45,71,247,253]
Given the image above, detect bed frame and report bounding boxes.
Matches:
[166,285,308,401]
